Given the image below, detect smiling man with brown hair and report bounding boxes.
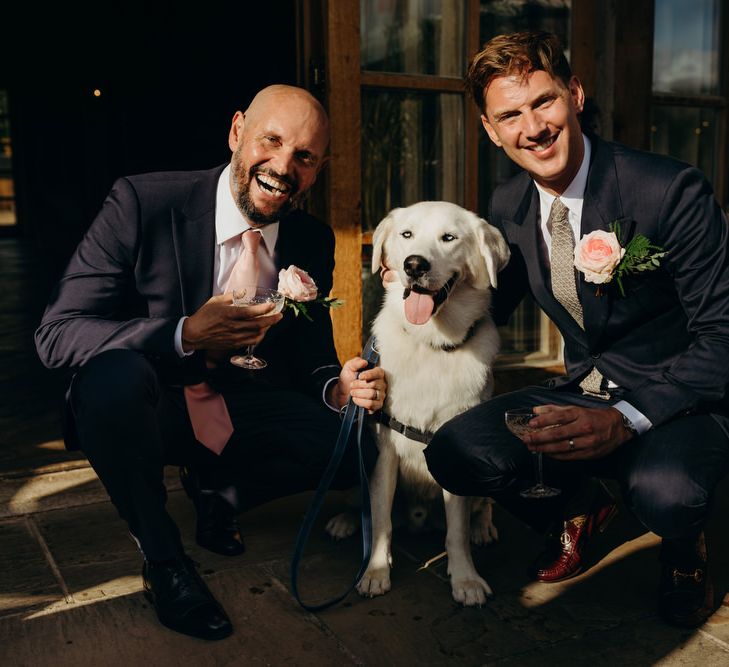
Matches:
[425,31,729,628]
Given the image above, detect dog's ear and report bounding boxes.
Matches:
[371,208,399,274]
[466,213,511,289]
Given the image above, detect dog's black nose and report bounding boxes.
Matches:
[403,255,431,278]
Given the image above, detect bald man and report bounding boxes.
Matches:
[36,85,385,640]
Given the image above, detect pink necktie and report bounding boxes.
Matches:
[226,229,262,292]
[183,230,262,454]
[184,381,233,455]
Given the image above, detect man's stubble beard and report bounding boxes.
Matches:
[231,148,307,226]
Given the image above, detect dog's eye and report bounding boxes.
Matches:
[441,233,457,242]
[400,230,412,239]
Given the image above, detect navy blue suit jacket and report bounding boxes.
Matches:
[35,164,341,411]
[489,137,729,428]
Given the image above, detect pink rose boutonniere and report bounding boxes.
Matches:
[573,229,625,285]
[277,265,344,321]
[574,221,667,297]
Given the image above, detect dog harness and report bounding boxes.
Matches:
[407,316,486,353]
[376,411,434,444]
[381,316,489,441]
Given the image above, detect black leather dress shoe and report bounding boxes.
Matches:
[143,556,232,640]
[658,532,714,628]
[180,466,246,557]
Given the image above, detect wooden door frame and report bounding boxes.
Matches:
[305,1,707,362]
[296,0,362,361]
[300,0,481,361]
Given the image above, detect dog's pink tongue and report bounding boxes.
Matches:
[404,291,435,325]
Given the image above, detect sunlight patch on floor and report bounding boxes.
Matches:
[8,467,99,515]
[518,532,659,608]
[34,440,67,451]
[22,575,143,620]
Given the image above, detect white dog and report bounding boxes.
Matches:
[338,201,510,606]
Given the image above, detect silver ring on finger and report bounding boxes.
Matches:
[568,439,576,451]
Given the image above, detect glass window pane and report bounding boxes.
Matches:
[361,0,466,76]
[650,106,718,184]
[0,192,16,227]
[479,0,571,63]
[0,90,16,227]
[653,0,721,95]
[361,90,464,231]
[499,293,542,355]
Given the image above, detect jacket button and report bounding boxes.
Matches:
[591,353,601,359]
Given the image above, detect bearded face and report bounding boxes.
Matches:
[226,88,329,225]
[230,144,307,225]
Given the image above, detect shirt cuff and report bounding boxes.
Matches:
[322,376,341,413]
[174,316,194,358]
[613,400,652,435]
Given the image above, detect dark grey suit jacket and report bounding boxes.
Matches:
[489,136,729,428]
[35,164,341,410]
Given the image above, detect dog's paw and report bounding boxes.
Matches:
[357,568,392,598]
[471,519,499,546]
[325,512,358,540]
[450,575,493,607]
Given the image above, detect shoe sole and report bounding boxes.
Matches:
[539,566,585,583]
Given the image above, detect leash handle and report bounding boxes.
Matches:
[290,336,378,612]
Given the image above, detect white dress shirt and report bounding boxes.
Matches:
[214,165,279,293]
[173,164,341,411]
[533,134,652,434]
[174,164,279,356]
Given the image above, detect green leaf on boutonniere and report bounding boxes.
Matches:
[284,296,345,322]
[609,220,668,297]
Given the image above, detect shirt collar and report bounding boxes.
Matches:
[534,133,591,211]
[215,164,279,255]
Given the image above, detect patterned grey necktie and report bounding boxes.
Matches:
[548,198,608,399]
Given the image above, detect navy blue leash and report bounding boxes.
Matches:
[290,335,379,612]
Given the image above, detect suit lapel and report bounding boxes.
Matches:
[257,212,308,344]
[579,138,624,348]
[499,139,628,352]
[171,166,224,315]
[263,211,332,346]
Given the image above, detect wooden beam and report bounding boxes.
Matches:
[361,71,465,92]
[464,0,480,213]
[570,0,598,100]
[612,0,654,150]
[324,0,362,361]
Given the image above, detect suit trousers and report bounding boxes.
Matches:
[69,349,372,561]
[424,384,729,539]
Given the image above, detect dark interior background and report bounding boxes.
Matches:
[2,1,298,279]
[0,2,300,472]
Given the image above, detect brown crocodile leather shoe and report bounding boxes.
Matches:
[658,532,714,628]
[529,484,617,583]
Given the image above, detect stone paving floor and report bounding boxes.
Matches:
[3,464,729,666]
